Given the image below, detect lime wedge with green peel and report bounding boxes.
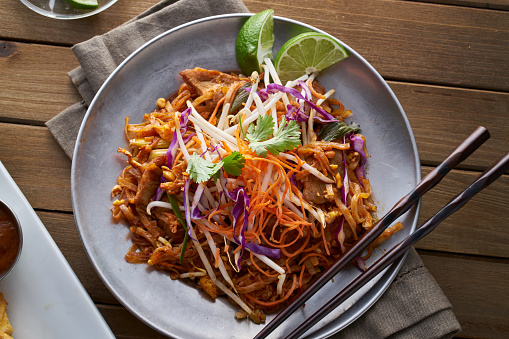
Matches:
[274,32,350,83]
[63,0,99,10]
[236,9,275,76]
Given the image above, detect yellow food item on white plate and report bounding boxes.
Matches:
[0,293,13,338]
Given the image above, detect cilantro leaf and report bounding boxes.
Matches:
[211,170,221,182]
[249,118,301,157]
[186,152,246,183]
[222,151,246,176]
[246,113,274,142]
[186,153,222,183]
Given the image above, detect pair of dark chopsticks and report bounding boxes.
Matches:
[255,126,509,339]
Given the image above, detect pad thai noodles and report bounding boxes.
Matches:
[110,60,402,323]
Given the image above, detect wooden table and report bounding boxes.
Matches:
[1,0,508,338]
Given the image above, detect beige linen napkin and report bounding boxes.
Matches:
[46,0,461,337]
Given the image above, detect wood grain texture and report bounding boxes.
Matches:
[33,208,509,339]
[0,123,72,212]
[389,82,509,171]
[1,0,508,91]
[407,0,509,10]
[420,252,509,338]
[97,304,167,339]
[0,41,81,124]
[415,167,509,258]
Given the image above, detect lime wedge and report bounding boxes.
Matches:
[63,0,99,10]
[274,32,350,82]
[236,9,275,76]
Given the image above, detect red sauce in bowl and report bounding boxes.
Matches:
[0,204,21,277]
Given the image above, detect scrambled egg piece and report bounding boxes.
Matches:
[0,293,13,339]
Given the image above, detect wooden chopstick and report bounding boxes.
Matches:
[254,126,490,339]
[287,151,509,339]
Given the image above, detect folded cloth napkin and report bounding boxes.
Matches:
[46,0,461,338]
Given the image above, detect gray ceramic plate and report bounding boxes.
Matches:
[71,14,420,339]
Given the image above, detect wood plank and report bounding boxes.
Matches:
[0,41,82,124]
[1,0,508,91]
[389,82,509,171]
[0,123,73,212]
[97,304,167,339]
[415,168,509,258]
[94,253,509,339]
[408,0,509,10]
[419,251,509,338]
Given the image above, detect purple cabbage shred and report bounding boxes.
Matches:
[349,134,367,184]
[166,107,192,168]
[354,256,367,272]
[245,242,281,259]
[265,83,337,122]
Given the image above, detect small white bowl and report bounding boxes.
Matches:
[20,0,117,20]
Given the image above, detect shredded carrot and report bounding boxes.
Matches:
[301,240,324,254]
[320,223,331,256]
[307,78,327,99]
[194,220,231,236]
[191,135,202,145]
[281,230,311,258]
[298,252,330,266]
[298,264,306,289]
[221,140,233,154]
[209,97,226,124]
[207,208,233,227]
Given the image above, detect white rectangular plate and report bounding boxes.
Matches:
[0,161,115,339]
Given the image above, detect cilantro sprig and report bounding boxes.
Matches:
[221,151,246,176]
[246,113,274,142]
[245,114,301,157]
[186,151,246,183]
